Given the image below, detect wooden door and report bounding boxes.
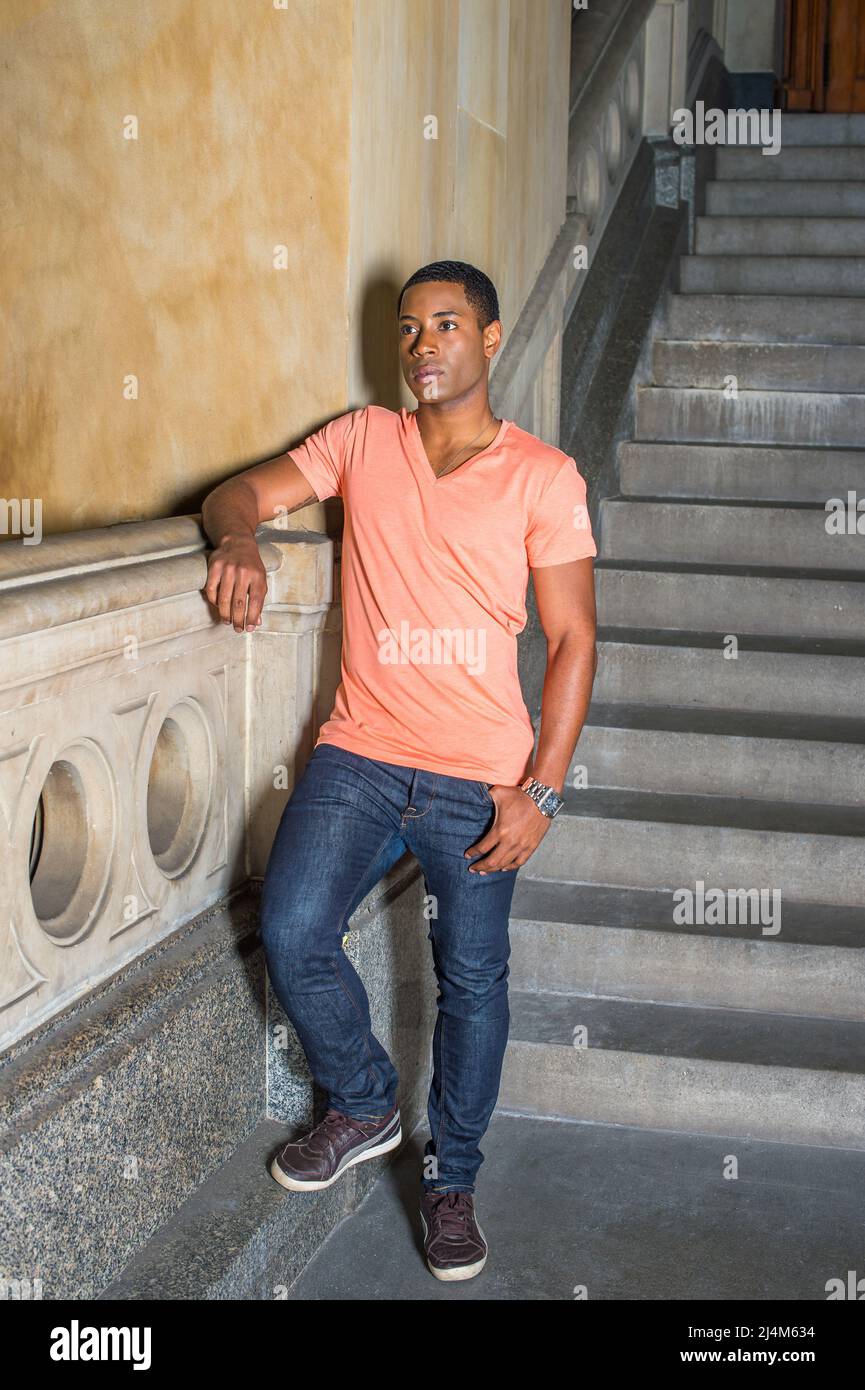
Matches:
[826,0,865,110]
[783,0,865,111]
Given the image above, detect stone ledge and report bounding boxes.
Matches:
[97,1111,428,1300]
[0,850,431,1300]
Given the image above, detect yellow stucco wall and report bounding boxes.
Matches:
[1,0,570,537]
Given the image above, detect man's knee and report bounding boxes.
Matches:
[259,892,334,961]
[434,962,510,1019]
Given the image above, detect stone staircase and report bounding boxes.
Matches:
[499,112,865,1150]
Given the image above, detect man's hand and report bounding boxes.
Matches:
[464,785,553,873]
[203,534,268,633]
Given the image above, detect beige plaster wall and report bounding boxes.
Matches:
[1,0,571,539]
[348,0,570,412]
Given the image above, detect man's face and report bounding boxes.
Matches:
[398,280,501,404]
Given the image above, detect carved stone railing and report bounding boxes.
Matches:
[0,518,335,1052]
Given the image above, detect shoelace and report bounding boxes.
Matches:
[305,1108,362,1154]
[429,1192,474,1240]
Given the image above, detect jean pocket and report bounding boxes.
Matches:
[474,780,494,805]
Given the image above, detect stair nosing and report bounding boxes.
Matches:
[556,787,865,837]
[595,624,865,657]
[581,701,865,744]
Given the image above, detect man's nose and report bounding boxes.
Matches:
[412,328,438,352]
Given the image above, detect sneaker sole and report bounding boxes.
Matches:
[269,1118,402,1192]
[419,1210,488,1281]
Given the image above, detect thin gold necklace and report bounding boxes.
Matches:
[421,412,499,479]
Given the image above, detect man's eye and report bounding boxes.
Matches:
[400,321,456,335]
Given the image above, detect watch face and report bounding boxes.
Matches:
[522,779,563,816]
[538,787,563,816]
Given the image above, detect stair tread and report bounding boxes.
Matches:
[558,786,865,836]
[621,440,865,452]
[583,701,865,744]
[662,298,865,340]
[671,290,865,301]
[719,144,865,152]
[506,989,865,1072]
[596,558,865,581]
[681,253,865,261]
[611,495,838,511]
[707,179,865,188]
[655,337,865,351]
[700,209,865,215]
[603,495,831,510]
[596,625,865,657]
[637,382,865,395]
[510,880,865,949]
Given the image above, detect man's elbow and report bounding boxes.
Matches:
[546,626,596,660]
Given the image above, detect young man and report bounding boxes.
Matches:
[201,260,597,1282]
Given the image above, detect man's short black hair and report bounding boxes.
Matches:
[397,260,500,332]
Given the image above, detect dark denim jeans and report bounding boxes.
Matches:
[259,742,519,1195]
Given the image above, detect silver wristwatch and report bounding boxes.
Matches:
[520,776,564,818]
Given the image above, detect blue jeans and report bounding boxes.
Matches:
[259,742,519,1195]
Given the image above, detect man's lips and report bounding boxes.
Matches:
[412,365,444,379]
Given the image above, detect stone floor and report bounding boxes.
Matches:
[285,1111,865,1300]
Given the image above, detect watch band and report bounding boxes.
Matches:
[520,776,564,818]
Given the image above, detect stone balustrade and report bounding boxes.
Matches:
[0,517,337,1052]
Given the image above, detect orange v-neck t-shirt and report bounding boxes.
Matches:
[286,404,596,786]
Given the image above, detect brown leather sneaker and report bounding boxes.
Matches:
[419,1190,488,1281]
[270,1103,401,1192]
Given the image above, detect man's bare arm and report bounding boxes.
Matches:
[201,452,318,632]
[463,556,597,874]
[527,556,597,792]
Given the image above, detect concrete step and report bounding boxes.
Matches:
[635,386,865,446]
[531,787,865,904]
[770,113,865,144]
[100,1114,407,1299]
[716,146,865,180]
[695,215,865,256]
[618,442,865,502]
[652,339,865,392]
[594,629,865,720]
[599,499,858,570]
[596,563,865,639]
[508,884,865,1017]
[706,179,865,217]
[509,900,865,1016]
[577,703,865,805]
[511,879,865,950]
[500,991,865,1150]
[665,293,865,344]
[679,255,865,296]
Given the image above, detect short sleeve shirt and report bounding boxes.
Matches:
[287,404,596,785]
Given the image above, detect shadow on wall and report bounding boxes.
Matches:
[181,273,411,533]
